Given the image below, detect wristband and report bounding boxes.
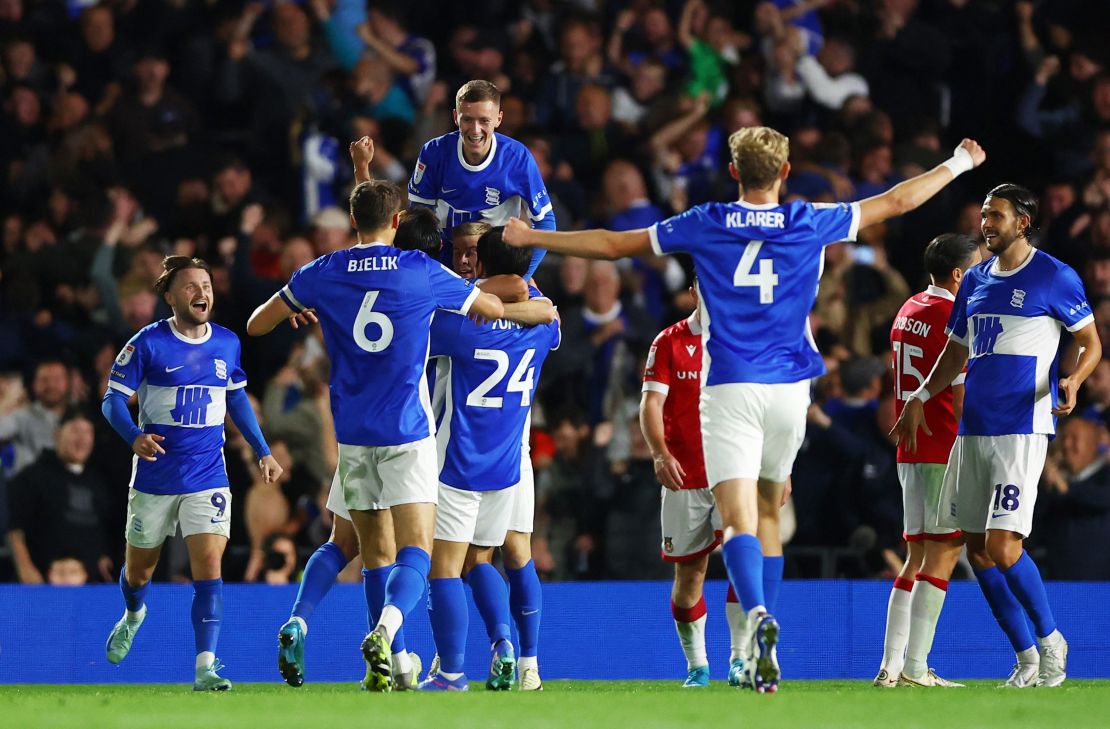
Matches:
[941,146,974,177]
[909,387,932,404]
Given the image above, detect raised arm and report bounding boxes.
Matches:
[858,139,985,230]
[247,293,297,336]
[502,217,652,260]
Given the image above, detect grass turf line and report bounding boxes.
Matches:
[3,681,1109,729]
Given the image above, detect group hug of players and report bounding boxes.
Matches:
[96,79,1093,693]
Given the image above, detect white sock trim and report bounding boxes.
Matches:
[518,655,538,671]
[378,605,404,644]
[291,616,307,636]
[196,651,215,670]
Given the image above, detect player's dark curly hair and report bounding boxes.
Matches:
[923,233,979,281]
[986,183,1038,239]
[477,226,531,277]
[349,179,403,234]
[395,207,442,258]
[154,256,211,296]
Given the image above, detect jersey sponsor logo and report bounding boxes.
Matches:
[1010,289,1026,308]
[675,370,700,380]
[116,344,135,366]
[725,210,786,229]
[347,257,399,272]
[685,344,697,357]
[892,316,931,338]
[484,186,501,206]
[971,315,1004,357]
[1069,301,1091,316]
[111,369,125,379]
[214,359,227,380]
[171,386,212,426]
[413,160,426,185]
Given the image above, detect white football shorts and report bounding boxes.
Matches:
[434,483,515,547]
[936,434,1047,538]
[338,436,438,512]
[507,451,535,534]
[325,469,349,521]
[660,487,721,562]
[897,462,961,541]
[125,486,232,548]
[701,380,810,487]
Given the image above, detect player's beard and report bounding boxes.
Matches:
[176,298,212,327]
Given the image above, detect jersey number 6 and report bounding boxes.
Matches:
[353,290,394,353]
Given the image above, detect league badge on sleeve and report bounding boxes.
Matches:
[116,344,135,366]
[413,160,426,185]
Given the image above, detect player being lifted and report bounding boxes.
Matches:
[102,256,282,691]
[875,234,980,688]
[892,184,1100,688]
[248,154,504,692]
[420,227,560,691]
[408,79,555,280]
[504,126,985,693]
[641,284,770,688]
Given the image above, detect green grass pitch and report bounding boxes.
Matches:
[5,681,1110,729]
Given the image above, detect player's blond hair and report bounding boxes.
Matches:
[728,126,790,191]
[452,222,492,240]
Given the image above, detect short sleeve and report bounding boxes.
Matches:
[549,318,562,352]
[107,331,149,397]
[280,258,321,313]
[649,206,708,256]
[407,139,440,208]
[1048,264,1094,332]
[642,330,673,395]
[524,153,555,231]
[428,259,480,314]
[946,279,970,345]
[809,202,862,244]
[228,337,248,391]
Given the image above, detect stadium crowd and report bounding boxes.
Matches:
[1,0,1109,585]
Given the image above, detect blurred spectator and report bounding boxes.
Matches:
[6,410,111,584]
[1039,416,1110,580]
[610,58,667,133]
[0,359,70,475]
[558,84,637,189]
[536,15,616,132]
[47,556,89,586]
[108,49,198,166]
[795,36,869,113]
[259,532,299,585]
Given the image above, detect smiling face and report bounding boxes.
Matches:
[452,234,480,279]
[166,266,213,327]
[980,196,1027,255]
[454,99,502,161]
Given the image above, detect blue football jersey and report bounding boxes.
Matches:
[107,319,247,495]
[946,250,1092,437]
[650,199,860,386]
[279,243,479,447]
[408,131,556,276]
[429,309,560,492]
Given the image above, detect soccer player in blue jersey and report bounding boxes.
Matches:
[101,256,282,691]
[504,126,985,693]
[247,165,504,692]
[893,183,1101,688]
[408,80,556,279]
[419,227,560,692]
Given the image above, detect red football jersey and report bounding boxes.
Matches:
[891,285,963,464]
[643,316,707,489]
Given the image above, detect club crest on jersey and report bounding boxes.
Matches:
[413,160,426,185]
[116,344,135,366]
[214,359,227,380]
[1010,289,1026,308]
[663,537,674,554]
[685,344,697,357]
[484,186,501,206]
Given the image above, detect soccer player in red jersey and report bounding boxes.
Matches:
[875,234,980,688]
[640,287,755,688]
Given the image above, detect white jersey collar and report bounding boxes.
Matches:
[989,246,1037,278]
[686,313,703,335]
[457,133,497,172]
[169,317,212,344]
[924,285,956,302]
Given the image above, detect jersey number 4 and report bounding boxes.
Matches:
[733,241,779,304]
[353,290,394,353]
[467,349,536,408]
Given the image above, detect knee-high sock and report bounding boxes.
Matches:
[291,541,347,624]
[721,534,765,615]
[763,555,785,613]
[378,546,430,644]
[191,578,223,666]
[362,565,407,653]
[672,596,708,671]
[975,566,1036,653]
[466,563,512,646]
[880,576,914,675]
[429,578,468,674]
[119,565,149,616]
[506,560,542,659]
[1001,552,1057,639]
[903,573,948,678]
[725,585,748,663]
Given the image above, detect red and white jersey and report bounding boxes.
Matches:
[891,285,963,464]
[643,315,707,489]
